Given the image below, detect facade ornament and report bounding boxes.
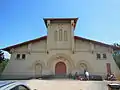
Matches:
[71,20,75,53]
[56,56,65,60]
[27,43,32,54]
[108,47,113,53]
[46,20,50,53]
[73,50,75,54]
[91,50,94,54]
[71,20,75,30]
[47,20,50,28]
[10,48,15,53]
[46,50,49,54]
[90,42,94,54]
[28,43,32,50]
[56,56,62,59]
[80,63,87,70]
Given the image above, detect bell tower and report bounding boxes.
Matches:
[44,18,78,53]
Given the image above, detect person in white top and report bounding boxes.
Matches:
[85,70,89,80]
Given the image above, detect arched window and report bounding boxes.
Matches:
[64,31,68,41]
[54,30,58,41]
[59,29,62,41]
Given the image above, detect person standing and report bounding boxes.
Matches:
[75,72,78,80]
[68,73,72,79]
[84,70,89,80]
[84,69,87,80]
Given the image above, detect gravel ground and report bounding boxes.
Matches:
[25,79,120,90]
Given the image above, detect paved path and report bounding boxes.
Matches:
[26,79,120,90]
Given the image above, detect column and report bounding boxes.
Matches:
[46,20,51,54]
[71,20,75,53]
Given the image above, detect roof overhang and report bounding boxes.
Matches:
[1,36,120,52]
[43,18,78,28]
[1,36,47,52]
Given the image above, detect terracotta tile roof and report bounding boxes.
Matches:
[1,36,47,52]
[75,36,114,48]
[1,35,119,52]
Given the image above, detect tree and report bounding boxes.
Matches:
[0,59,9,73]
[113,43,120,69]
[0,50,9,74]
[0,50,4,63]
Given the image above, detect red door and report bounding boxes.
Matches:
[55,62,66,75]
[106,63,111,74]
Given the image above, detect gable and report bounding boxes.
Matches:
[1,35,119,52]
[31,39,46,51]
[1,36,47,52]
[75,39,91,51]
[75,37,113,53]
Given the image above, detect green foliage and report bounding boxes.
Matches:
[0,59,9,74]
[0,50,9,74]
[113,43,120,69]
[0,50,4,63]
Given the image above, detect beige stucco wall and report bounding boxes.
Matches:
[2,38,120,79]
[47,23,72,50]
[31,40,46,51]
[74,39,120,77]
[2,40,47,77]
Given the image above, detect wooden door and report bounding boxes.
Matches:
[106,63,111,74]
[55,62,66,75]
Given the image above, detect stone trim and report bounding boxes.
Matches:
[47,53,75,74]
[76,60,93,73]
[33,60,45,68]
[14,50,46,53]
[50,48,71,50]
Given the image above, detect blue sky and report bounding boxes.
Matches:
[0,0,120,58]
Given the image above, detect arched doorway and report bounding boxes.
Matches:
[55,62,66,75]
[79,63,87,74]
[35,63,42,77]
[80,63,87,71]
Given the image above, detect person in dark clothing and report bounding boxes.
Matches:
[68,73,72,79]
[110,73,116,81]
[106,73,111,80]
[75,72,78,80]
[84,69,87,80]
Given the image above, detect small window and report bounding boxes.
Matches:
[16,54,20,59]
[97,53,101,59]
[22,54,26,59]
[103,53,107,59]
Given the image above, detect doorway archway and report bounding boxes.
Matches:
[35,63,42,77]
[55,62,66,75]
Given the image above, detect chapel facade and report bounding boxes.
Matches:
[1,18,120,79]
